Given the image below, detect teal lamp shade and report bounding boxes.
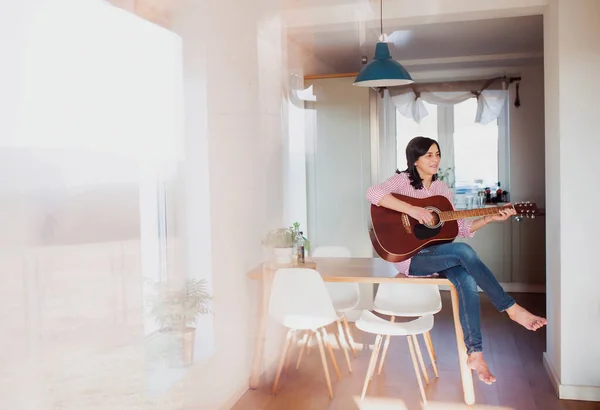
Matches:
[353,42,413,87]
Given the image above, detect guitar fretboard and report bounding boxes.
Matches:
[440,205,513,222]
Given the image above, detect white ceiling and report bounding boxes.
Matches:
[289,14,544,75]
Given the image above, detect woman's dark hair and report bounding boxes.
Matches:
[395,136,440,189]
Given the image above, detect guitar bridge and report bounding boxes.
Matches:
[401,213,412,234]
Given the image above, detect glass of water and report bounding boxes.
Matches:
[477,191,486,208]
[465,195,474,209]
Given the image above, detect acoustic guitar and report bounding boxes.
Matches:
[369,193,540,263]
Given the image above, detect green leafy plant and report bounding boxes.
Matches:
[262,223,311,250]
[147,278,212,332]
[262,227,295,248]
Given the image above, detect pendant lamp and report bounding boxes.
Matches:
[353,0,413,87]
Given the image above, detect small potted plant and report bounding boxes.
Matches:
[147,278,212,367]
[262,227,295,263]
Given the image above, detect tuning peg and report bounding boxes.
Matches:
[515,215,523,222]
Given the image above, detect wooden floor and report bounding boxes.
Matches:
[232,292,599,410]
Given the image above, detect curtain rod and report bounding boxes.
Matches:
[387,76,523,107]
[389,75,521,91]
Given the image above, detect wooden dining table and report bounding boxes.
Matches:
[247,256,476,405]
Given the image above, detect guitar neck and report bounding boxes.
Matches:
[440,205,512,222]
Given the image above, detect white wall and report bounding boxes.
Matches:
[509,64,546,207]
[543,0,562,383]
[544,0,600,400]
[282,35,337,235]
[304,76,375,319]
[169,1,290,409]
[305,77,373,257]
[508,64,547,285]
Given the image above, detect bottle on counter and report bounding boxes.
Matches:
[494,181,503,203]
[295,231,306,264]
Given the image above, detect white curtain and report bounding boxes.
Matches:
[392,89,508,125]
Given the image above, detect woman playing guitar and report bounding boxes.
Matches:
[366,136,547,385]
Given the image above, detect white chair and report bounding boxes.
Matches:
[269,268,342,399]
[297,246,359,372]
[372,283,441,376]
[355,310,437,405]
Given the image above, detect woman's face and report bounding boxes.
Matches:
[414,143,441,179]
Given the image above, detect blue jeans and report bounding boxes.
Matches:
[408,242,516,354]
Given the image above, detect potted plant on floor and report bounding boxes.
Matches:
[147,278,212,367]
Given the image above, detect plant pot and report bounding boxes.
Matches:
[273,247,293,264]
[159,327,196,367]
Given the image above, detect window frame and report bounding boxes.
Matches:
[391,95,510,193]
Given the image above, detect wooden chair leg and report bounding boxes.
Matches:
[295,331,309,370]
[314,329,334,399]
[284,330,297,375]
[361,334,382,400]
[425,331,436,362]
[407,336,427,405]
[377,316,395,375]
[423,332,439,378]
[341,315,358,358]
[369,334,383,381]
[272,329,294,395]
[320,328,341,380]
[412,334,430,384]
[306,332,313,356]
[334,321,352,373]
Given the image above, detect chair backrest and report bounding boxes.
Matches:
[268,268,338,325]
[312,246,352,258]
[373,283,442,316]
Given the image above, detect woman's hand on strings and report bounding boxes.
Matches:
[408,206,435,225]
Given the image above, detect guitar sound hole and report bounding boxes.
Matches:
[414,224,442,240]
[423,212,441,228]
[414,210,443,240]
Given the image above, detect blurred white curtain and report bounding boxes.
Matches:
[391,89,508,125]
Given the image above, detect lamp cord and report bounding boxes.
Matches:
[380,0,383,37]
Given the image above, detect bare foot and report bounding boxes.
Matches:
[467,352,496,385]
[506,304,547,331]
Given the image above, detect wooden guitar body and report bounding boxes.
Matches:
[369,194,538,263]
[369,194,458,263]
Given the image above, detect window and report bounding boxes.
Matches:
[396,97,508,193]
[453,99,500,190]
[396,101,439,170]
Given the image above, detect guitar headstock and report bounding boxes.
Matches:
[513,201,542,221]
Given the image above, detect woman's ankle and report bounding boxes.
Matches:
[505,303,521,317]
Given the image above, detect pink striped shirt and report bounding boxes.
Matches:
[366,172,475,276]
